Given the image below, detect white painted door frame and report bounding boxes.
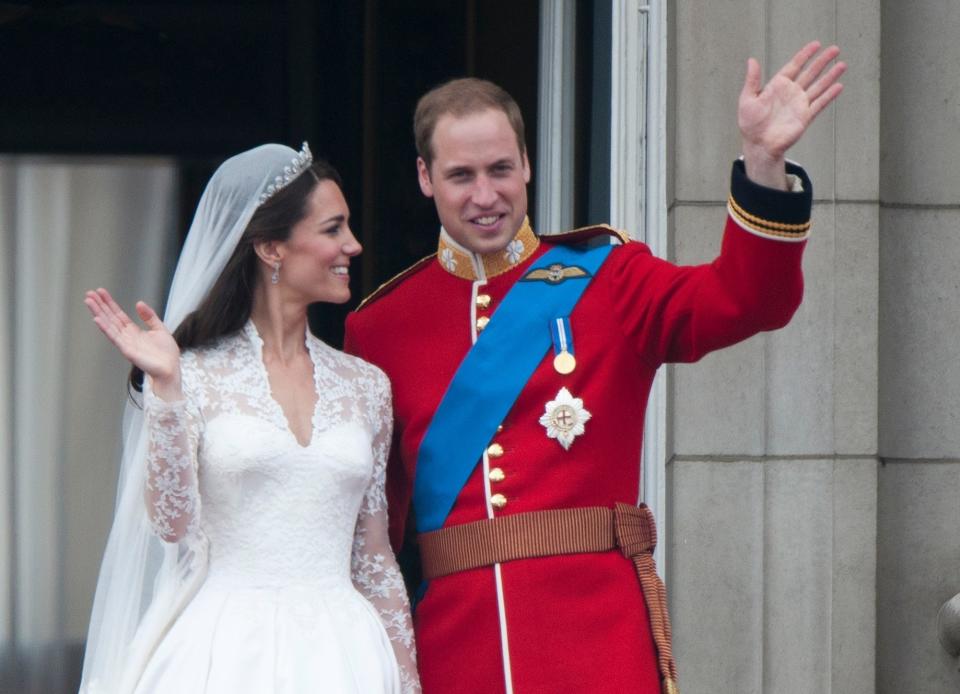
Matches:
[538,0,669,572]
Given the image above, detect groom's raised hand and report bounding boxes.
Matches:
[738,41,846,189]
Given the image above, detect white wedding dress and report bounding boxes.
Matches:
[127,322,418,693]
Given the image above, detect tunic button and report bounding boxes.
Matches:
[496,424,504,433]
[489,467,505,482]
[476,315,490,332]
[476,294,492,310]
[486,442,504,458]
[490,493,507,509]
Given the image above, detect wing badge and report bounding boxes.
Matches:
[521,263,590,285]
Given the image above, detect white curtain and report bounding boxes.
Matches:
[0,157,178,694]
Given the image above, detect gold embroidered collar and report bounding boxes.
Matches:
[436,217,539,281]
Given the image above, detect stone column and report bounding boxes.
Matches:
[876,0,960,691]
[667,1,880,691]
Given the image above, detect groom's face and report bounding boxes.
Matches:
[417,108,530,256]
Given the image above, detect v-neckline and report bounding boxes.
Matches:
[244,321,321,449]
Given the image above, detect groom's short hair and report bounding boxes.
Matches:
[414,77,526,170]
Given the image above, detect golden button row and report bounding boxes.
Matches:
[476,293,493,333]
[488,426,506,508]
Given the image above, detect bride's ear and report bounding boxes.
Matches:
[253,240,283,268]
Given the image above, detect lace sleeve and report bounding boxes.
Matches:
[351,371,420,693]
[142,369,202,544]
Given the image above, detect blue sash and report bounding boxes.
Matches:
[413,242,614,533]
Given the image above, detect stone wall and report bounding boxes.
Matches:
[659,0,960,690]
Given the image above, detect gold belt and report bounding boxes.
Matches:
[418,503,679,694]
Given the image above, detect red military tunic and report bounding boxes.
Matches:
[345,161,813,693]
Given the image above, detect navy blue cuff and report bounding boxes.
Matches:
[728,159,813,240]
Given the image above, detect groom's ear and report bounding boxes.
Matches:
[417,157,435,198]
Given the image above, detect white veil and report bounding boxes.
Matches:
[80,142,313,694]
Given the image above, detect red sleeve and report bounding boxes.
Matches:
[608,160,812,366]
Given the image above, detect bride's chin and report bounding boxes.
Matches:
[312,290,351,305]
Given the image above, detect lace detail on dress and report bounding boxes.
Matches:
[352,523,419,693]
[399,668,421,694]
[138,322,419,691]
[352,528,416,644]
[351,372,420,693]
[143,390,201,543]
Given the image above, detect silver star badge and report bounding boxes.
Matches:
[539,386,592,450]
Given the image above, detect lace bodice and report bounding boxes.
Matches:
[143,322,419,692]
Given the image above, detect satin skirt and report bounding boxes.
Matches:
[132,580,400,693]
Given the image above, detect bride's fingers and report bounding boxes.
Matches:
[87,290,145,349]
[135,301,166,332]
[90,312,123,345]
[86,288,113,318]
[83,292,103,319]
[98,288,134,328]
[85,290,114,323]
[88,289,127,334]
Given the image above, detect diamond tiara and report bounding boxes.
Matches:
[258,141,314,204]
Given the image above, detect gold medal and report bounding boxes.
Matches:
[553,350,576,375]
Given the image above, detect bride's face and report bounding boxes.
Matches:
[277,179,362,305]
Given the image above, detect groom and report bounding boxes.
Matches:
[345,42,845,694]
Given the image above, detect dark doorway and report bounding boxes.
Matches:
[0,3,539,691]
[0,0,540,347]
[327,0,541,346]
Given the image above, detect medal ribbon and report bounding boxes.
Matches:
[550,316,575,365]
[552,317,572,354]
[413,242,614,533]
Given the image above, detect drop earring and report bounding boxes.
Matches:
[271,261,281,285]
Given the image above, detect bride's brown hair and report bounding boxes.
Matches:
[129,160,342,393]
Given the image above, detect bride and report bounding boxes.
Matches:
[79,143,420,693]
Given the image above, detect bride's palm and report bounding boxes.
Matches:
[84,288,180,382]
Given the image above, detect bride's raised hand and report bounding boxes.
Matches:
[84,288,182,396]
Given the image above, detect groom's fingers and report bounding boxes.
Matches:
[741,57,762,99]
[796,45,841,90]
[776,40,822,82]
[806,60,847,103]
[809,82,845,120]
